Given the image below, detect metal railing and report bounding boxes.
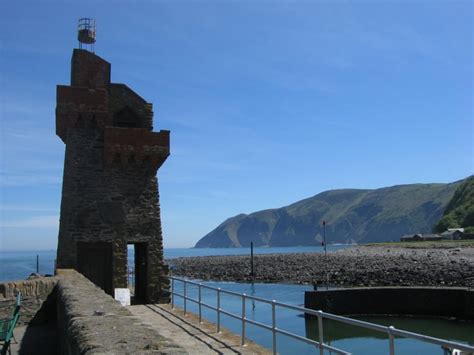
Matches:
[168,277,474,355]
[127,266,135,295]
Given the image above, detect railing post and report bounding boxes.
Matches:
[272,300,277,355]
[241,293,246,346]
[171,278,175,309]
[217,288,221,333]
[132,267,135,292]
[198,283,202,323]
[317,310,324,355]
[183,281,187,315]
[388,326,395,355]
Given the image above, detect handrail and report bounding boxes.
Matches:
[167,276,474,355]
[168,277,349,354]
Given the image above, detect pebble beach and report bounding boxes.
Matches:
[168,244,474,287]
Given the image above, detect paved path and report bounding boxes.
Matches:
[8,322,57,355]
[7,305,269,354]
[128,303,271,354]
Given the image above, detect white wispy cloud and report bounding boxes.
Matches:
[0,205,58,212]
[1,96,54,116]
[0,215,59,228]
[2,43,63,57]
[0,174,62,187]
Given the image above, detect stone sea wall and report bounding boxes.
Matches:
[56,269,186,354]
[305,287,474,319]
[0,275,58,325]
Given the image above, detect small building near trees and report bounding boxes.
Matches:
[441,229,464,240]
[400,233,442,242]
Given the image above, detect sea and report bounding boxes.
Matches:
[0,245,348,282]
[1,245,473,355]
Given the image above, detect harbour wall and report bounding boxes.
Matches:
[305,287,474,319]
[0,270,186,354]
[56,269,185,354]
[0,275,58,325]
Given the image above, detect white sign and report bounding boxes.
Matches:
[114,288,131,306]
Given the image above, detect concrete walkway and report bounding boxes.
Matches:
[8,322,57,355]
[128,304,271,354]
[7,305,269,354]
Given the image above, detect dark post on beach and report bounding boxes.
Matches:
[323,220,328,290]
[250,242,255,279]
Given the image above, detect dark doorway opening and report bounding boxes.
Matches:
[115,107,140,128]
[77,241,113,296]
[127,243,148,304]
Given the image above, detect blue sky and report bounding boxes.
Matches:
[0,0,472,251]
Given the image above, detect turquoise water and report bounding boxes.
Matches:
[1,246,473,354]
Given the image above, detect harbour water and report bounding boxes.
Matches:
[173,281,474,355]
[1,246,473,354]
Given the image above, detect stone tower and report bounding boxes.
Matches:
[55,44,170,303]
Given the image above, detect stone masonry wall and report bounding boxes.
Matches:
[56,48,170,303]
[109,83,153,129]
[71,48,110,88]
[305,287,474,319]
[56,269,186,354]
[104,127,170,170]
[56,126,169,299]
[0,276,58,325]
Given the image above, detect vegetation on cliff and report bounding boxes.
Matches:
[195,180,466,247]
[434,175,474,233]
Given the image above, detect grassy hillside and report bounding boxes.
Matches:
[195,179,464,248]
[434,175,474,233]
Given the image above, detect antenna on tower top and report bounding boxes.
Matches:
[77,18,96,53]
